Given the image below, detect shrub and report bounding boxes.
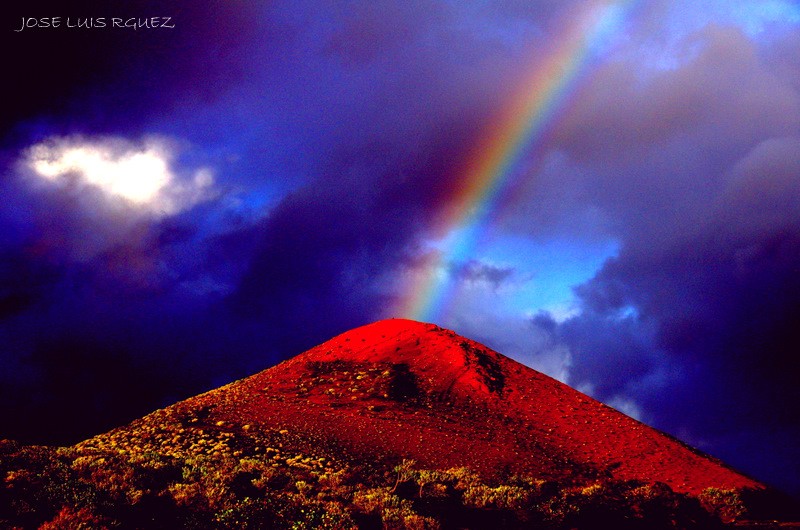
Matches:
[38,506,109,530]
[392,459,417,492]
[403,513,441,530]
[699,487,746,523]
[462,484,530,510]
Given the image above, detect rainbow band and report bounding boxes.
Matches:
[397,0,635,322]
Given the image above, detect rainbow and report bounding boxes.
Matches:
[396,0,636,322]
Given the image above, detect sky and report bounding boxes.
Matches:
[1,0,799,496]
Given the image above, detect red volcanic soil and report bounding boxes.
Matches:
[91,319,764,496]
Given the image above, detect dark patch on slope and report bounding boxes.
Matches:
[460,341,506,394]
[388,363,422,403]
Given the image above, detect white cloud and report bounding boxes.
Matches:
[534,303,580,324]
[24,135,214,216]
[606,394,645,422]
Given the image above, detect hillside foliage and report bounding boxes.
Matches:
[1,439,750,529]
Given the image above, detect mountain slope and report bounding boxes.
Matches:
[79,318,763,495]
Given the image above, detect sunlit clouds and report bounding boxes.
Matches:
[24,136,214,216]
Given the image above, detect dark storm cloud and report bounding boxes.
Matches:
[568,134,800,415]
[194,0,582,350]
[226,132,477,355]
[322,0,447,65]
[500,24,800,247]
[442,14,800,494]
[3,0,525,444]
[512,25,800,492]
[558,25,800,170]
[0,151,245,442]
[1,0,263,140]
[559,214,800,491]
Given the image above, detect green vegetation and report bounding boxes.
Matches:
[698,487,746,523]
[1,438,749,529]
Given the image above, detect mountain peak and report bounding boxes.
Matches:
[81,319,763,496]
[284,318,510,400]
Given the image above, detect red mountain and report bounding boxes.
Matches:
[7,318,795,529]
[83,318,762,495]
